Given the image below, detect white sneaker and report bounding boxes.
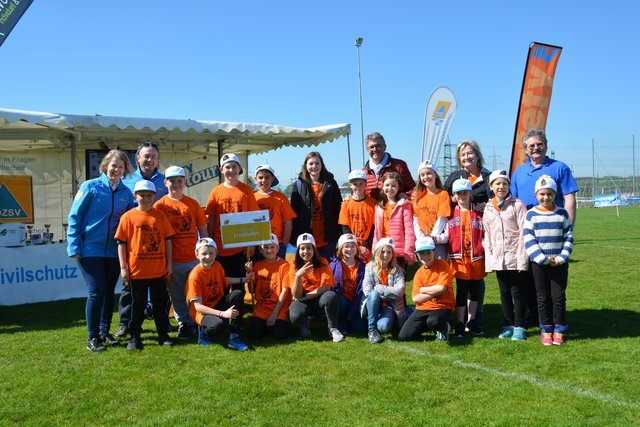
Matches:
[329,327,344,342]
[435,322,450,342]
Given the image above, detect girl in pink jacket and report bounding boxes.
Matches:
[483,170,529,341]
[373,172,416,270]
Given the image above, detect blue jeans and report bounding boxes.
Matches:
[337,295,367,333]
[365,290,395,333]
[78,257,120,340]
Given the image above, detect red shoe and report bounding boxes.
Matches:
[553,331,565,346]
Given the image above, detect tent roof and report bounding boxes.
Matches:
[0,108,351,155]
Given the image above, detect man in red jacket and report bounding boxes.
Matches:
[363,132,415,200]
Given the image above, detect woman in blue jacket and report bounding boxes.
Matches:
[67,150,134,352]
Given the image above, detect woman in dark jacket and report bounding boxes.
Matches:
[290,151,342,259]
[444,139,491,210]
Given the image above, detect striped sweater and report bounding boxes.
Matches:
[523,206,574,265]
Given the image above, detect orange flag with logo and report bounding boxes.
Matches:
[509,42,562,174]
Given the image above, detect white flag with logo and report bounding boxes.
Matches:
[421,87,457,167]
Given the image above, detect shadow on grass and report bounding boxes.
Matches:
[567,308,640,339]
[0,297,87,334]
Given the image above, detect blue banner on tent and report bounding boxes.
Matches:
[593,194,630,208]
[0,0,33,48]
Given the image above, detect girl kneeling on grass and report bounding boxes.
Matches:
[329,233,367,334]
[362,237,407,344]
[483,170,529,341]
[445,178,486,338]
[523,175,573,346]
[288,233,344,342]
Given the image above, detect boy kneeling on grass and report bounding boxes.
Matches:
[398,236,455,341]
[185,238,249,351]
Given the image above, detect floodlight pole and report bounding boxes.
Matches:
[356,37,365,166]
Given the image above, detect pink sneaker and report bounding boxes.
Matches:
[553,331,565,346]
[541,331,553,346]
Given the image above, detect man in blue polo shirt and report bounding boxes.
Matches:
[511,128,579,224]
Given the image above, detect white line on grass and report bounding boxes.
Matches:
[387,342,640,410]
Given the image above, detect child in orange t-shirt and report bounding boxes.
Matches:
[287,233,343,342]
[411,160,451,260]
[398,237,455,341]
[154,165,208,340]
[205,153,259,292]
[338,169,376,262]
[444,179,487,338]
[185,238,248,351]
[253,164,297,260]
[329,233,367,334]
[115,180,175,350]
[244,234,291,340]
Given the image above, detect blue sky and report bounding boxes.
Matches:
[2,1,638,185]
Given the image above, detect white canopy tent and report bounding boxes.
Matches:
[0,107,351,237]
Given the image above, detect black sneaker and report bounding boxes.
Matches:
[126,336,143,351]
[467,319,484,336]
[158,337,174,347]
[87,338,106,352]
[114,325,129,338]
[454,322,465,338]
[368,329,384,344]
[178,324,195,341]
[99,333,120,346]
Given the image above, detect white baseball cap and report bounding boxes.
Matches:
[269,233,279,246]
[133,180,156,193]
[535,175,557,193]
[489,169,510,185]
[374,237,395,252]
[254,164,279,186]
[452,178,472,193]
[414,236,436,252]
[338,233,358,249]
[165,165,186,179]
[348,169,367,182]
[219,153,243,174]
[417,160,438,175]
[195,237,217,252]
[296,233,316,247]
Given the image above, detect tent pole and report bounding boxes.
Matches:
[71,134,78,196]
[217,139,224,184]
[346,134,352,171]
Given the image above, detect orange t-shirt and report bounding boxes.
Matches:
[340,260,358,302]
[251,257,291,321]
[254,190,297,243]
[114,208,175,280]
[412,259,455,311]
[185,262,228,326]
[381,202,395,238]
[412,189,451,235]
[449,210,486,280]
[338,196,376,246]
[310,182,327,248]
[205,181,259,257]
[154,195,207,263]
[287,259,335,295]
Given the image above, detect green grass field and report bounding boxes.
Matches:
[1,208,639,426]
